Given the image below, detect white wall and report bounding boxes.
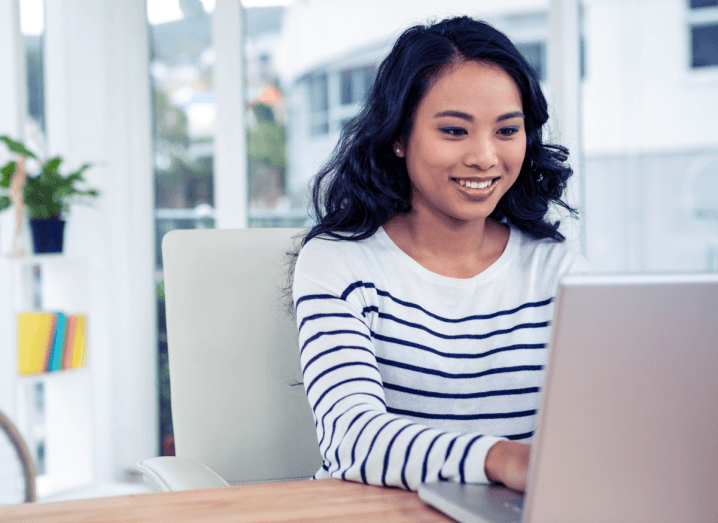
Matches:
[0,0,26,426]
[43,0,157,481]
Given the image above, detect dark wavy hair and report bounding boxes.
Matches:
[298,15,576,252]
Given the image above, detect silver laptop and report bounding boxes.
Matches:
[419,273,718,523]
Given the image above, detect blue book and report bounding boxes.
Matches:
[48,312,67,372]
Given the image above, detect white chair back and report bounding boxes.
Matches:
[161,228,321,484]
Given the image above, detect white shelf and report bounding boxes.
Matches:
[2,256,96,497]
[7,254,85,266]
[8,256,89,312]
[18,365,90,384]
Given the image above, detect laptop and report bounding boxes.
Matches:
[418,273,718,523]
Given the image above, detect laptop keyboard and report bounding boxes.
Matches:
[503,498,524,513]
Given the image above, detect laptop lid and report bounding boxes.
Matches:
[526,272,718,523]
[420,273,718,523]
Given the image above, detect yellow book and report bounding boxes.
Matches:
[71,315,87,368]
[17,312,55,375]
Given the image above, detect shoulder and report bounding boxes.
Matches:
[296,233,377,272]
[294,232,387,293]
[510,226,592,276]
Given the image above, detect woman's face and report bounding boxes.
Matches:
[396,60,526,226]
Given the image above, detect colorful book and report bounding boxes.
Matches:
[17,311,88,374]
[43,314,58,372]
[62,315,77,369]
[71,315,87,368]
[17,312,55,375]
[47,312,67,372]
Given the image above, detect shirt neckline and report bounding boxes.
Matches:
[374,224,520,287]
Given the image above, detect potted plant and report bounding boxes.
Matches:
[0,135,99,254]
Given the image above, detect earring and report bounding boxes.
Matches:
[395,148,401,154]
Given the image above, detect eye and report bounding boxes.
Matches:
[439,127,467,137]
[497,126,520,137]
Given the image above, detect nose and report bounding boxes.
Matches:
[464,134,498,171]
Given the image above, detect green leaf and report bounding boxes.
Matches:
[0,195,11,213]
[54,187,74,201]
[0,136,37,159]
[1,162,16,188]
[65,172,84,184]
[43,157,63,174]
[73,163,92,175]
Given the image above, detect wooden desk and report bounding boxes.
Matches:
[0,479,454,522]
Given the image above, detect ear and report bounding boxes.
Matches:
[392,141,405,158]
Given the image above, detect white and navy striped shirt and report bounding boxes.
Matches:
[294,225,590,491]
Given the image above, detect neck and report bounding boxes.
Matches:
[383,208,509,279]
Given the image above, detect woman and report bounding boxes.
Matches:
[292,16,590,492]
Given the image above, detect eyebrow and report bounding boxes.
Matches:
[496,111,525,122]
[433,110,526,123]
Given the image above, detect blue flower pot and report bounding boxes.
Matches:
[29,218,66,254]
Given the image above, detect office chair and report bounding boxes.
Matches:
[137,228,321,491]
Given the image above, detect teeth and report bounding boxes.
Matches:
[456,178,493,189]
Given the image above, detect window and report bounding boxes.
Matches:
[690,0,718,8]
[688,0,718,68]
[692,24,718,67]
[690,159,718,270]
[309,73,329,135]
[516,42,546,81]
[148,0,217,457]
[340,70,352,105]
[20,0,46,147]
[340,66,375,105]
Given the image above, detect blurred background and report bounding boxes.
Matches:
[0,0,716,503]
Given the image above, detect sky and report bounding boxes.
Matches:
[148,0,293,26]
[19,0,43,35]
[19,0,293,32]
[241,0,293,6]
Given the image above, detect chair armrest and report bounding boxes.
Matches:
[136,456,230,492]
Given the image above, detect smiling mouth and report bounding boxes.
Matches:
[452,177,498,189]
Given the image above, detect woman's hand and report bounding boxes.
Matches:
[484,441,531,492]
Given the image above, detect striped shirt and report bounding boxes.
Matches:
[294,225,590,491]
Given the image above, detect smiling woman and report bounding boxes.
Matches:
[291,16,589,493]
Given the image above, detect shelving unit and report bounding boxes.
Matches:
[1,254,95,498]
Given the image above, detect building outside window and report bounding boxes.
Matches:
[244,6,296,219]
[340,66,375,105]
